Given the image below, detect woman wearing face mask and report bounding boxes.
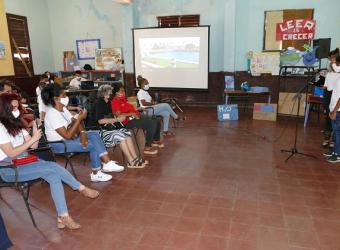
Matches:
[69,70,86,89]
[92,85,147,168]
[41,84,124,182]
[136,75,184,137]
[111,86,163,155]
[0,93,99,230]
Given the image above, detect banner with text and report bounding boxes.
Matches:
[276,19,316,41]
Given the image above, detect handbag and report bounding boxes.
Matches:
[12,154,38,166]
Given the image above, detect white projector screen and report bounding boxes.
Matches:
[133,26,209,89]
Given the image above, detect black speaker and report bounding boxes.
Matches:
[313,38,331,59]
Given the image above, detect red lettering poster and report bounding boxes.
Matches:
[276,19,316,41]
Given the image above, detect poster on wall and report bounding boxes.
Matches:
[76,39,101,60]
[250,52,280,76]
[95,48,123,70]
[276,19,316,41]
[0,41,5,59]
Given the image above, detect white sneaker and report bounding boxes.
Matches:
[90,170,112,182]
[102,161,125,173]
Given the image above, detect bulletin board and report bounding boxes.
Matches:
[76,39,101,60]
[250,52,280,76]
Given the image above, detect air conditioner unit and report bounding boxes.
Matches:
[113,0,133,4]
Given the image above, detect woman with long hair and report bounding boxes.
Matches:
[41,84,124,182]
[0,93,99,229]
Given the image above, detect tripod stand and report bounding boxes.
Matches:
[281,82,317,163]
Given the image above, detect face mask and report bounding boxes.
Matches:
[118,94,125,101]
[143,85,150,91]
[332,63,340,73]
[76,77,81,81]
[60,96,69,106]
[12,110,20,118]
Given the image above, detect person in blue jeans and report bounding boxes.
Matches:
[0,211,12,250]
[136,75,185,137]
[41,84,124,182]
[0,93,99,229]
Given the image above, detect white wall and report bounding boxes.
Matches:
[4,0,55,74]
[47,0,124,71]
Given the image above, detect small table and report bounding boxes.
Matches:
[224,90,272,110]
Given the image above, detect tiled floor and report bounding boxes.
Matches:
[2,108,340,250]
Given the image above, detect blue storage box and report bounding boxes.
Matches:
[217,104,239,121]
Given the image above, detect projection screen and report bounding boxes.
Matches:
[133,26,209,89]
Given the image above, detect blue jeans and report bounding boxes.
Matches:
[0,160,81,216]
[0,212,12,250]
[147,103,178,132]
[332,112,340,155]
[50,131,107,170]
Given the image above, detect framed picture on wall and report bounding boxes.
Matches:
[76,39,101,60]
[95,48,123,70]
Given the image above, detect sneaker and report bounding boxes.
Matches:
[102,161,125,172]
[327,154,340,163]
[323,150,334,157]
[151,141,165,148]
[90,170,112,182]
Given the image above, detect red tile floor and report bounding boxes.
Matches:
[1,107,340,250]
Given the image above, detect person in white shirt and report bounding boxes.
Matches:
[41,84,124,182]
[327,55,340,163]
[69,70,86,89]
[0,93,99,230]
[136,75,185,137]
[36,74,51,120]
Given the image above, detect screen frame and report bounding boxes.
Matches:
[132,26,210,92]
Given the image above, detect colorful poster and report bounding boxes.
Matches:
[76,39,101,60]
[250,52,280,76]
[95,48,123,70]
[276,19,316,41]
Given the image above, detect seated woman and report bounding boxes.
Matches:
[93,85,147,168]
[111,86,163,155]
[136,76,185,136]
[41,84,124,182]
[0,93,99,230]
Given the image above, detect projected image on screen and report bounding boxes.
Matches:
[133,27,209,89]
[139,37,200,69]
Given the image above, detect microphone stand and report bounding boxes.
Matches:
[281,77,317,163]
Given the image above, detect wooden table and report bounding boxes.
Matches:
[224,90,272,110]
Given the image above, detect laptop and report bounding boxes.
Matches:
[80,81,95,90]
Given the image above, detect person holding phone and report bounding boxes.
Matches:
[0,93,99,230]
[41,84,124,182]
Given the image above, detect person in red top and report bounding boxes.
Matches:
[111,86,163,155]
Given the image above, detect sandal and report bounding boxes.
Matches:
[128,158,146,168]
[57,216,81,230]
[143,147,158,155]
[163,131,175,137]
[79,187,100,199]
[138,158,149,165]
[151,141,164,148]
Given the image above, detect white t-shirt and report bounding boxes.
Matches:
[69,77,86,89]
[329,73,340,111]
[44,107,73,141]
[137,89,152,107]
[0,123,29,161]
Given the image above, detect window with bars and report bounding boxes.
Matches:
[157,15,200,27]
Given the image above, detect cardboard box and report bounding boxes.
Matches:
[253,103,277,121]
[63,51,76,58]
[278,92,305,116]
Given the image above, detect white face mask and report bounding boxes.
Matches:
[76,77,81,81]
[12,109,20,118]
[59,96,69,106]
[332,63,340,73]
[143,85,150,91]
